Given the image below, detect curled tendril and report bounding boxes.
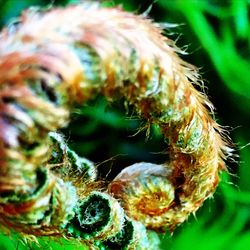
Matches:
[109,163,175,231]
[0,2,231,249]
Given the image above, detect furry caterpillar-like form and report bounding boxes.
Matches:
[0,2,230,249]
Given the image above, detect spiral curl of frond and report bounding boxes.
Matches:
[0,2,230,249]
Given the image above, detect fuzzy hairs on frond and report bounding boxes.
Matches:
[0,2,231,249]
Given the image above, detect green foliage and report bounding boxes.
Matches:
[0,232,87,250]
[0,0,249,249]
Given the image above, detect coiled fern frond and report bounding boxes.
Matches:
[0,2,231,249]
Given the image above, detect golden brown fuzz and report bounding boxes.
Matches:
[0,2,231,249]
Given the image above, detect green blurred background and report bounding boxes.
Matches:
[0,0,249,249]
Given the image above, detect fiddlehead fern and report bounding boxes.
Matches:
[0,2,231,249]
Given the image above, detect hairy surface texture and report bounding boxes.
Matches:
[0,2,230,249]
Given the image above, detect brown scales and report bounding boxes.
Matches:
[0,1,230,243]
